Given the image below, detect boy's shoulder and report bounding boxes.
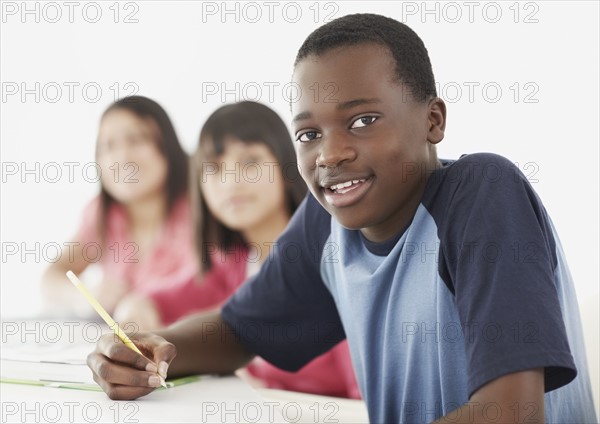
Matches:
[285,190,334,252]
[444,151,522,183]
[453,151,514,165]
[294,190,331,224]
[426,151,532,206]
[424,151,550,247]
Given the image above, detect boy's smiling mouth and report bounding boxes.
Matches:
[328,179,366,193]
[320,175,374,208]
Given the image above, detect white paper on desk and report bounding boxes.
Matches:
[1,341,94,365]
[1,330,98,385]
[1,358,97,385]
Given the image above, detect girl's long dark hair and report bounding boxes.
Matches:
[194,101,306,273]
[97,96,189,241]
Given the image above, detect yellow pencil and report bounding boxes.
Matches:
[66,270,167,388]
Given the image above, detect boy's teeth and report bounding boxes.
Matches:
[330,179,366,192]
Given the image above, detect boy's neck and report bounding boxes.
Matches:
[360,158,442,244]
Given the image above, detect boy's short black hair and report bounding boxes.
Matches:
[295,13,437,102]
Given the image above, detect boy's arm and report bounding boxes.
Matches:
[154,309,255,378]
[430,154,576,422]
[87,309,254,400]
[432,368,544,423]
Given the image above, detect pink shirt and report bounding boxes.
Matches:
[147,248,361,399]
[76,196,199,295]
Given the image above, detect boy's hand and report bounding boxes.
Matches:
[87,332,176,400]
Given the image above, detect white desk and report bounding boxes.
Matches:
[1,377,372,423]
[1,376,287,423]
[1,319,288,423]
[1,318,369,423]
[257,388,369,424]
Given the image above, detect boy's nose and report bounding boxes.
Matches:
[315,132,357,168]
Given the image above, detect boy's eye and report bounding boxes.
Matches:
[350,116,378,129]
[297,131,321,143]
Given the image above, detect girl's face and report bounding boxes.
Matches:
[200,138,288,232]
[96,109,168,205]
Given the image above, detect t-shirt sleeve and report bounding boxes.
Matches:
[440,153,576,397]
[221,193,345,371]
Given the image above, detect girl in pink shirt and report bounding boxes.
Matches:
[41,96,198,327]
[129,101,360,399]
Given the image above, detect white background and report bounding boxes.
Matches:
[1,0,598,411]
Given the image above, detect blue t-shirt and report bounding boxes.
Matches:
[221,153,597,423]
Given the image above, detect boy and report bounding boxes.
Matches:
[87,14,597,423]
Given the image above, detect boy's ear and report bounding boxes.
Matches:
[427,98,446,144]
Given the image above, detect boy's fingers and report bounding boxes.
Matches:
[96,333,151,371]
[150,340,177,378]
[91,374,155,401]
[87,352,163,388]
